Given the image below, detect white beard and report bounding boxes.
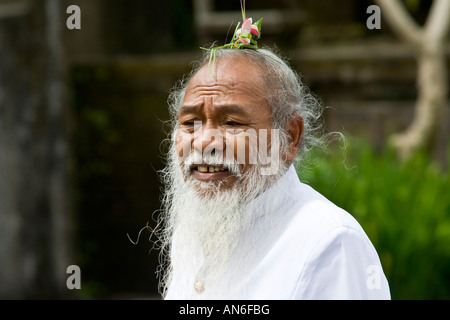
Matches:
[156,137,288,298]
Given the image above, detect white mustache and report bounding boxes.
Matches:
[182,151,242,177]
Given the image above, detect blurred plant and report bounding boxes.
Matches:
[297,136,450,299]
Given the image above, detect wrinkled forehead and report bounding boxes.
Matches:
[183,57,268,105]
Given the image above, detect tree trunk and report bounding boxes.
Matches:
[389,45,448,159]
[376,0,450,160]
[0,0,74,298]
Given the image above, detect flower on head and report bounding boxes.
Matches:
[199,0,263,78]
[233,17,263,48]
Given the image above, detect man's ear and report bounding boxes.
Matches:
[285,113,304,162]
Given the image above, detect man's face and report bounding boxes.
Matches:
[175,58,273,194]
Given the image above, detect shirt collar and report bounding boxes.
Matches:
[243,164,301,221]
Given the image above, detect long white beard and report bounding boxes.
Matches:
[156,138,288,298]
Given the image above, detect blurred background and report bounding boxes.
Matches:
[0,0,449,300]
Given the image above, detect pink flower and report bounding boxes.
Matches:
[241,18,252,34]
[241,18,259,36]
[233,17,261,47]
[250,25,259,36]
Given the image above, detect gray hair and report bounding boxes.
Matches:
[167,47,325,162]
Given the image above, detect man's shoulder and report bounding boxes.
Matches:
[284,180,370,244]
[292,180,358,220]
[269,166,374,252]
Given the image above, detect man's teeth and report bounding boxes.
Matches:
[197,166,226,173]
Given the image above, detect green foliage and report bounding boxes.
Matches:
[296,137,450,299]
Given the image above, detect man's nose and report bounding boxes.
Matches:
[193,123,225,156]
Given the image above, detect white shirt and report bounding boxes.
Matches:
[165,165,390,300]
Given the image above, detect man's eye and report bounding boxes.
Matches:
[225,121,242,126]
[181,120,196,126]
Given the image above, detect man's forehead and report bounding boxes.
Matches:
[184,58,266,104]
[193,57,260,82]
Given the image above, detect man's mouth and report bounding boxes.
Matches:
[190,164,233,182]
[194,165,228,173]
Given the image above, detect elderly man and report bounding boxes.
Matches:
[156,46,390,300]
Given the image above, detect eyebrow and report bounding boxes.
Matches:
[179,104,249,116]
